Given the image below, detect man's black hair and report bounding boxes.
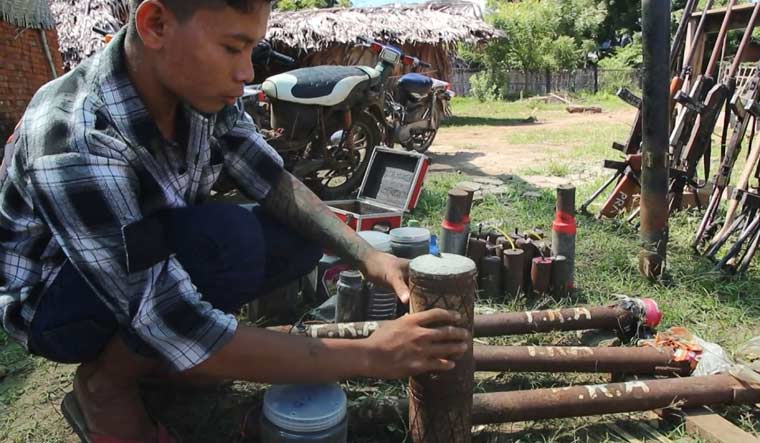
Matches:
[129,0,271,23]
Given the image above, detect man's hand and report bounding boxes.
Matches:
[361,309,470,379]
[360,250,411,303]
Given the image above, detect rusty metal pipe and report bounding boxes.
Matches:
[267,300,659,339]
[345,374,760,428]
[639,0,670,279]
[474,345,692,376]
[473,304,639,337]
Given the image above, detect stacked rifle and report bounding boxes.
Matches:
[583,1,760,273]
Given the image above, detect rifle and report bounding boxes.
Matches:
[581,0,699,215]
[705,130,760,257]
[669,1,760,212]
[713,191,760,273]
[669,0,716,119]
[694,62,760,250]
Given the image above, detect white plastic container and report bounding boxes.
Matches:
[261,384,348,443]
[357,230,392,253]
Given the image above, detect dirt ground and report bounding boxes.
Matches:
[428,108,635,188]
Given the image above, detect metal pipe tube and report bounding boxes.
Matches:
[552,185,576,287]
[639,0,670,279]
[530,257,553,295]
[268,299,659,339]
[474,345,692,376]
[440,189,470,255]
[408,254,476,443]
[502,248,524,298]
[345,374,760,429]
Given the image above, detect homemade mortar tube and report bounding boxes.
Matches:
[408,253,476,443]
[502,248,524,298]
[267,298,663,339]
[474,345,693,376]
[551,255,571,298]
[552,185,576,288]
[480,255,503,299]
[467,238,487,278]
[515,238,538,291]
[531,257,553,294]
[473,298,662,338]
[456,184,477,249]
[440,189,469,255]
[344,374,760,428]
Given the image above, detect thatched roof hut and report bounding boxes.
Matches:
[1,0,56,29]
[50,0,500,81]
[50,0,128,69]
[265,2,500,82]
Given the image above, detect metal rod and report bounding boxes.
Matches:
[474,345,692,376]
[639,0,670,279]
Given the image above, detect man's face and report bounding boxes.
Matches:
[153,4,269,114]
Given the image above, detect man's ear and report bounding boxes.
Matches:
[133,0,176,50]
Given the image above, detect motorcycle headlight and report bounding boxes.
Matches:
[379,47,401,65]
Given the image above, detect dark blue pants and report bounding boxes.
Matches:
[28,204,322,364]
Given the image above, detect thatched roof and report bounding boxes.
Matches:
[49,0,499,68]
[267,2,501,51]
[1,0,56,29]
[50,0,129,68]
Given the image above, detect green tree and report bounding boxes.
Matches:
[274,0,350,11]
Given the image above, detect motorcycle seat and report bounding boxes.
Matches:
[398,73,433,96]
[262,66,379,107]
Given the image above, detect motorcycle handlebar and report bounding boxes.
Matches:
[252,41,296,67]
[92,26,110,36]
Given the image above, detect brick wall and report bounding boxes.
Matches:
[0,21,64,143]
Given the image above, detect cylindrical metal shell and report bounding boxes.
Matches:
[408,254,476,443]
[441,189,470,255]
[480,255,503,299]
[502,249,524,299]
[551,255,571,298]
[531,257,553,294]
[515,238,538,291]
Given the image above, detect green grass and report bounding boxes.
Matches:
[446,94,632,128]
[4,96,760,441]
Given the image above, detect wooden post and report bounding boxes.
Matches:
[408,253,477,443]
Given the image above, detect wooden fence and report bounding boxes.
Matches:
[450,67,644,97]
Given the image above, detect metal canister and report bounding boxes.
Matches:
[366,284,398,320]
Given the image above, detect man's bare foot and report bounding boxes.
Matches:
[74,362,157,440]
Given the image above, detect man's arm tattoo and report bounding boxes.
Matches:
[261,171,373,265]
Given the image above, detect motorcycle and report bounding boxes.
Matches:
[385,73,454,153]
[246,37,433,199]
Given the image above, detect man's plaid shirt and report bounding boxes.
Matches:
[0,29,284,371]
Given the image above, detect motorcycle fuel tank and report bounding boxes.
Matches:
[327,147,429,232]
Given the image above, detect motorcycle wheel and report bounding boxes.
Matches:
[402,129,438,153]
[312,111,381,200]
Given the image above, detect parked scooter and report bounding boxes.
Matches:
[385,73,454,153]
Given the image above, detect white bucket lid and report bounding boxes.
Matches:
[390,227,431,244]
[358,231,392,253]
[263,384,347,433]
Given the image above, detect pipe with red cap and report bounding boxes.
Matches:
[440,189,470,255]
[552,185,576,289]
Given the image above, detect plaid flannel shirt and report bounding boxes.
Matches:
[0,29,284,371]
